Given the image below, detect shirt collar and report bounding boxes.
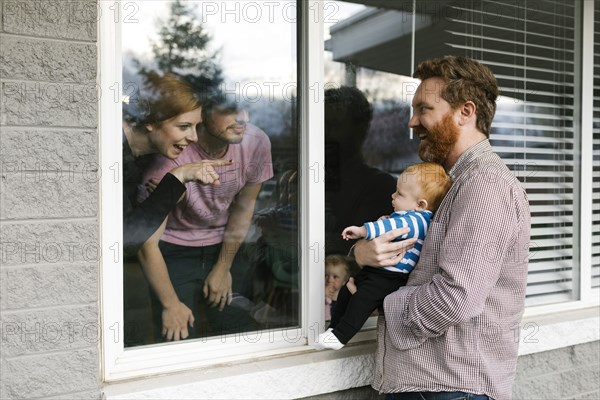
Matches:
[448,139,492,181]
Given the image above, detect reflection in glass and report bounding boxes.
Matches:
[326,0,576,307]
[122,0,298,347]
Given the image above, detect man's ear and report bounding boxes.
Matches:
[417,199,429,211]
[458,101,476,126]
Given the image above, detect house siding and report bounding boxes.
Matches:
[0,1,101,399]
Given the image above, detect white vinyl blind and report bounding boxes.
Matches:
[445,0,577,305]
[593,1,600,290]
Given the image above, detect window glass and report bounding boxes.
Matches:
[593,0,600,291]
[122,0,299,347]
[326,0,577,307]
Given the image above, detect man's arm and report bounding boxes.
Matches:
[203,183,262,310]
[383,174,520,348]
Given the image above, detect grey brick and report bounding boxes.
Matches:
[0,348,98,398]
[45,389,102,400]
[516,345,575,377]
[0,128,97,166]
[565,391,600,400]
[513,372,566,399]
[0,172,98,219]
[0,36,96,82]
[0,304,98,357]
[0,264,97,310]
[0,221,99,267]
[0,80,97,127]
[2,0,97,41]
[572,341,600,366]
[301,386,383,400]
[1,1,4,32]
[554,366,600,398]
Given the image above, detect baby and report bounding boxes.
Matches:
[324,255,356,321]
[315,162,452,350]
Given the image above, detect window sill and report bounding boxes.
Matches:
[102,307,599,399]
[102,337,378,400]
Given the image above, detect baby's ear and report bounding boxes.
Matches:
[417,199,428,210]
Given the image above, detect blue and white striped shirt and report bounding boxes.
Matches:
[364,210,433,273]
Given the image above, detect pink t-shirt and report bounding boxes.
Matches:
[138,123,273,246]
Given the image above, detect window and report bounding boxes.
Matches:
[101,0,598,383]
[325,0,599,308]
[101,0,325,380]
[592,0,600,292]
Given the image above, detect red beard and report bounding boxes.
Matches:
[414,113,460,165]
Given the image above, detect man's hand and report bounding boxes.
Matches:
[203,266,233,311]
[353,228,416,267]
[161,301,194,341]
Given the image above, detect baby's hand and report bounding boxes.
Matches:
[325,284,337,299]
[342,226,366,240]
[346,277,357,295]
[377,215,389,221]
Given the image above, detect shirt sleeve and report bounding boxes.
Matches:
[123,172,185,255]
[246,130,274,185]
[382,173,520,349]
[364,214,412,241]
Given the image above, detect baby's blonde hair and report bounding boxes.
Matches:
[402,162,452,212]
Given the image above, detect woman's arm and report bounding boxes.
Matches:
[137,218,194,341]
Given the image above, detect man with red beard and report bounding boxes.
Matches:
[353,56,531,400]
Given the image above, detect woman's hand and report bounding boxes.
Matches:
[161,301,195,341]
[203,265,233,311]
[170,159,234,185]
[353,228,416,267]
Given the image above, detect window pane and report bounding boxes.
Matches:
[122,0,299,348]
[326,0,577,307]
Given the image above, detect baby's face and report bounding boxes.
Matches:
[391,171,422,212]
[325,264,348,291]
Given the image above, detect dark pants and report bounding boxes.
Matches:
[386,392,491,400]
[330,267,408,344]
[149,241,258,342]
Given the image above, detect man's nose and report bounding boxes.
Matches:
[408,114,419,128]
[236,110,249,124]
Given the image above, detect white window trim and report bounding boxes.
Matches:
[99,0,600,385]
[101,308,600,399]
[99,0,326,382]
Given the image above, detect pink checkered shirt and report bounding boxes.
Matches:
[372,140,531,400]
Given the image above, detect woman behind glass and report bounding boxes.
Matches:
[122,72,231,256]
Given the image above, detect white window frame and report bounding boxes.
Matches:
[524,0,598,317]
[99,0,599,384]
[99,0,327,381]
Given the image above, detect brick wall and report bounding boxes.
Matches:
[0,1,101,399]
[302,341,600,400]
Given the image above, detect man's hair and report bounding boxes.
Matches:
[403,162,452,212]
[201,90,240,122]
[413,56,499,137]
[324,86,373,144]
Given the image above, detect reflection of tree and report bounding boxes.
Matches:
[135,0,223,91]
[363,103,420,172]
